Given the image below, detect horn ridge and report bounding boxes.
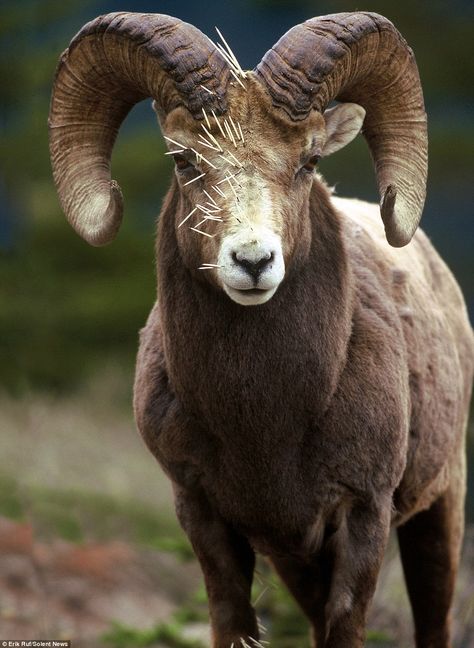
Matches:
[49,12,231,246]
[254,11,428,247]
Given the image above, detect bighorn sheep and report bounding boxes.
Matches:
[49,11,474,647]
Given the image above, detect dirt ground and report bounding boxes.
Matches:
[0,516,208,647]
[0,387,473,646]
[1,515,473,647]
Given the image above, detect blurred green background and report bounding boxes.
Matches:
[1,0,473,394]
[0,1,473,646]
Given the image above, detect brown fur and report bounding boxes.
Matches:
[133,80,474,647]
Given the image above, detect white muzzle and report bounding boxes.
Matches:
[217,226,285,306]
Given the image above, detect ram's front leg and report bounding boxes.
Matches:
[174,485,259,648]
[324,499,391,648]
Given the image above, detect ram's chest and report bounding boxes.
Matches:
[209,444,350,556]
[154,370,406,558]
[152,353,341,546]
[160,409,351,555]
[148,306,410,550]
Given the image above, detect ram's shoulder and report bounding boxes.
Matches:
[332,196,473,350]
[331,195,438,280]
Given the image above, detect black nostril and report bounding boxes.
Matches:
[232,251,274,280]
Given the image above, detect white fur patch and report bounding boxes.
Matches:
[217,176,285,306]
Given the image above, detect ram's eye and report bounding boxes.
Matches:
[302,155,320,173]
[173,154,193,171]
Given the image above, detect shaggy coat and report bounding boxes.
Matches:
[48,10,474,648]
[134,179,474,646]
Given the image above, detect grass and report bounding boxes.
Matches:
[0,384,472,646]
[0,470,406,647]
[102,619,206,648]
[0,472,193,559]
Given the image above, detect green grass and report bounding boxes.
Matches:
[366,629,396,645]
[102,619,206,648]
[0,471,192,557]
[0,473,23,520]
[0,470,400,646]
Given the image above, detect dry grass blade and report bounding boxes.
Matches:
[224,119,237,147]
[197,136,220,152]
[200,154,217,170]
[215,26,247,78]
[226,150,243,167]
[218,153,238,167]
[178,206,197,228]
[196,203,220,215]
[212,185,227,199]
[202,214,223,221]
[190,227,214,237]
[224,171,241,186]
[213,40,243,81]
[229,115,241,140]
[202,107,211,130]
[257,619,267,634]
[229,67,246,90]
[200,84,215,95]
[216,173,240,196]
[211,110,227,139]
[164,136,187,149]
[164,149,184,155]
[226,177,239,199]
[192,149,217,170]
[197,213,223,223]
[203,190,218,206]
[237,121,245,143]
[214,42,239,73]
[253,585,269,606]
[249,639,267,648]
[183,173,206,186]
[201,124,223,151]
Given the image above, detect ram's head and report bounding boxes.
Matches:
[49,12,427,306]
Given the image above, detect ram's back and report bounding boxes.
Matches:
[333,196,474,521]
[333,196,473,367]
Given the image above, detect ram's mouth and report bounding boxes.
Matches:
[224,285,277,306]
[238,288,267,295]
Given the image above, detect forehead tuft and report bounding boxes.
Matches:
[228,75,324,142]
[161,74,326,178]
[164,75,324,140]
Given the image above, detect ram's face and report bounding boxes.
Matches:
[49,12,427,280]
[160,78,365,306]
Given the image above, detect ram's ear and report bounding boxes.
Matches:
[322,103,366,157]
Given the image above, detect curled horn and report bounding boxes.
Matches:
[49,12,231,246]
[255,12,428,247]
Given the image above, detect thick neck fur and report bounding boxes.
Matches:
[156,180,354,446]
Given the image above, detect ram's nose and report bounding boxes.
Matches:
[231,250,275,281]
[217,227,285,305]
